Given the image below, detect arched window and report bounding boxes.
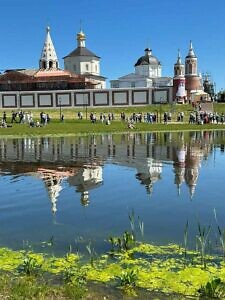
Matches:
[49,61,53,68]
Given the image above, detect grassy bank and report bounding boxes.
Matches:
[0,106,225,137]
[0,120,225,138]
[0,236,225,299]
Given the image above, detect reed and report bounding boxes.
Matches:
[214,208,225,260]
[86,242,96,266]
[128,209,135,236]
[183,220,189,265]
[138,216,144,239]
[196,221,211,268]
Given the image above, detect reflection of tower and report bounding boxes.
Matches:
[80,191,90,207]
[135,158,162,195]
[35,168,66,215]
[184,145,203,198]
[173,146,186,195]
[42,173,63,214]
[68,165,103,206]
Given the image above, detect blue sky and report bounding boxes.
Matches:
[0,0,224,90]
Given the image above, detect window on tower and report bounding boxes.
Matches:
[86,64,89,71]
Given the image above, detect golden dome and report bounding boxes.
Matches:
[77,30,86,40]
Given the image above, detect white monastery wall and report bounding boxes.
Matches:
[0,87,173,109]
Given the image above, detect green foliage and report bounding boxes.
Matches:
[183,220,189,265]
[62,265,87,286]
[86,241,97,266]
[128,209,135,234]
[63,282,87,300]
[117,269,138,288]
[214,208,225,260]
[10,276,60,300]
[17,253,42,276]
[196,221,211,268]
[108,231,135,252]
[198,278,225,299]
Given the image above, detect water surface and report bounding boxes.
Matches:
[0,131,224,255]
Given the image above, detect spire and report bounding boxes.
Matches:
[77,27,86,48]
[177,49,182,64]
[174,49,184,77]
[39,26,59,69]
[145,47,152,56]
[187,40,196,57]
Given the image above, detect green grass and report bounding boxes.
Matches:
[0,103,225,137]
[0,118,225,138]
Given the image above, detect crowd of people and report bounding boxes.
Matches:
[0,110,51,128]
[1,107,225,129]
[188,111,225,125]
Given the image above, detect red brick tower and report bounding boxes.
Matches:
[185,41,201,101]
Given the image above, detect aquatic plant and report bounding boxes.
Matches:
[196,221,211,268]
[62,265,87,287]
[183,220,189,265]
[128,209,135,236]
[108,231,135,252]
[117,269,138,288]
[138,216,144,239]
[86,241,96,266]
[198,278,225,299]
[214,208,225,260]
[17,253,43,276]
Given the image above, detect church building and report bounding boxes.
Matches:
[63,30,106,89]
[0,27,97,92]
[173,41,203,104]
[110,47,172,89]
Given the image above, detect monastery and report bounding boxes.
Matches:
[0,27,209,109]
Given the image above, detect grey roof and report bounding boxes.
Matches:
[63,47,100,59]
[135,55,160,67]
[84,73,107,80]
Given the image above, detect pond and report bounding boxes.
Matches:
[0,130,225,256]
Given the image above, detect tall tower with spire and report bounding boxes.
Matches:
[185,41,201,101]
[39,26,59,70]
[173,49,186,103]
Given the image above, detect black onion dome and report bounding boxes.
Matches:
[135,49,160,67]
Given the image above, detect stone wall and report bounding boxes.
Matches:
[0,87,173,109]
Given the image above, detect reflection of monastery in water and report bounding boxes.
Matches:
[0,131,222,213]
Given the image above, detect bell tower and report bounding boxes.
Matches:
[173,49,186,103]
[185,41,201,101]
[39,26,59,70]
[185,41,197,76]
